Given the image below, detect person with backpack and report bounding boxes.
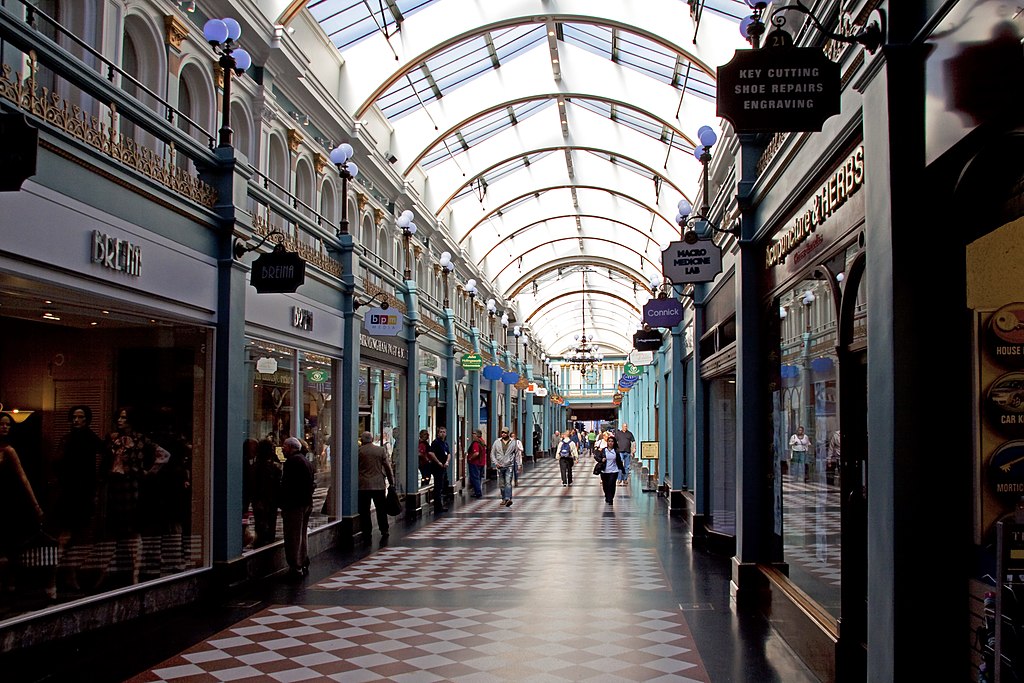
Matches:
[557,434,578,487]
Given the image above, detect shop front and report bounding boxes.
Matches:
[0,208,217,629]
[359,333,407,495]
[761,142,867,672]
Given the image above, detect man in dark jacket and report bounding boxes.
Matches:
[428,426,450,513]
[279,437,314,579]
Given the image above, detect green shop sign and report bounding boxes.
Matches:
[460,353,483,371]
[623,363,642,376]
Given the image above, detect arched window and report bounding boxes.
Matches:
[230,100,254,162]
[320,178,337,226]
[267,134,289,201]
[295,158,314,219]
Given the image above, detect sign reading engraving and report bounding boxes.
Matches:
[717,45,840,133]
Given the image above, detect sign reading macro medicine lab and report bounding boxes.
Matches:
[363,306,404,336]
[643,297,684,328]
[717,37,840,133]
[661,238,722,284]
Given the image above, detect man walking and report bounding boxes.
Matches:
[490,427,520,507]
[428,426,451,513]
[613,422,637,487]
[279,437,314,580]
[358,431,395,544]
[557,433,578,487]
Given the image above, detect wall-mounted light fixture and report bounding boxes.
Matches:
[330,143,358,236]
[0,403,34,424]
[465,278,478,326]
[203,17,252,148]
[397,210,418,280]
[438,251,455,307]
[676,126,740,245]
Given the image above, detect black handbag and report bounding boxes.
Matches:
[593,460,604,476]
[385,487,402,516]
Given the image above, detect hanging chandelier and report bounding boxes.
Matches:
[565,271,604,373]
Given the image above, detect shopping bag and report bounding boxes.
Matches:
[385,487,402,516]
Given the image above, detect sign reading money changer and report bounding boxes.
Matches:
[661,238,723,284]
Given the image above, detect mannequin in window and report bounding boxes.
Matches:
[56,405,105,592]
[0,413,46,595]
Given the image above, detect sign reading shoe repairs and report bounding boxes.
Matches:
[717,36,840,133]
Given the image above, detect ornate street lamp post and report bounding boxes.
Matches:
[202,18,251,148]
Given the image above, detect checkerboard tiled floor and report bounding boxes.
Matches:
[121,457,821,682]
[128,604,709,682]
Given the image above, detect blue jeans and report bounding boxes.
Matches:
[497,465,515,501]
[469,462,485,497]
[618,452,631,482]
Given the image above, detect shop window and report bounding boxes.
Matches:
[0,289,210,622]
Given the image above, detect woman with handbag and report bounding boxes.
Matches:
[594,435,625,505]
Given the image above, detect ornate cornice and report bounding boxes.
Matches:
[314,152,327,175]
[163,15,189,50]
[286,128,303,153]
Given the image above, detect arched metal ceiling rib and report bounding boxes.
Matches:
[301,0,753,359]
[332,2,738,119]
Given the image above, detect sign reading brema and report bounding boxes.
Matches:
[643,298,684,328]
[662,238,722,284]
[363,307,403,336]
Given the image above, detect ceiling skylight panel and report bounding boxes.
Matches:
[491,24,546,61]
[378,69,437,119]
[571,100,688,153]
[423,36,493,94]
[613,32,677,85]
[561,23,613,60]
[422,102,548,169]
[307,0,439,51]
[452,152,554,202]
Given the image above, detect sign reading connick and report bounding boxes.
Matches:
[717,45,840,133]
[643,298,684,329]
[661,238,723,284]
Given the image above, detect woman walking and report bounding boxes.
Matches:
[595,435,625,505]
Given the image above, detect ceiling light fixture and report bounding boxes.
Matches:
[565,271,603,373]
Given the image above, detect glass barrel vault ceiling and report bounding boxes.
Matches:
[299,0,756,357]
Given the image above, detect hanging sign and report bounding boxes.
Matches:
[250,247,306,293]
[363,307,403,336]
[643,298,684,328]
[623,363,640,377]
[629,350,655,366]
[633,329,664,352]
[716,38,840,133]
[460,353,483,371]
[661,238,723,284]
[535,387,548,397]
